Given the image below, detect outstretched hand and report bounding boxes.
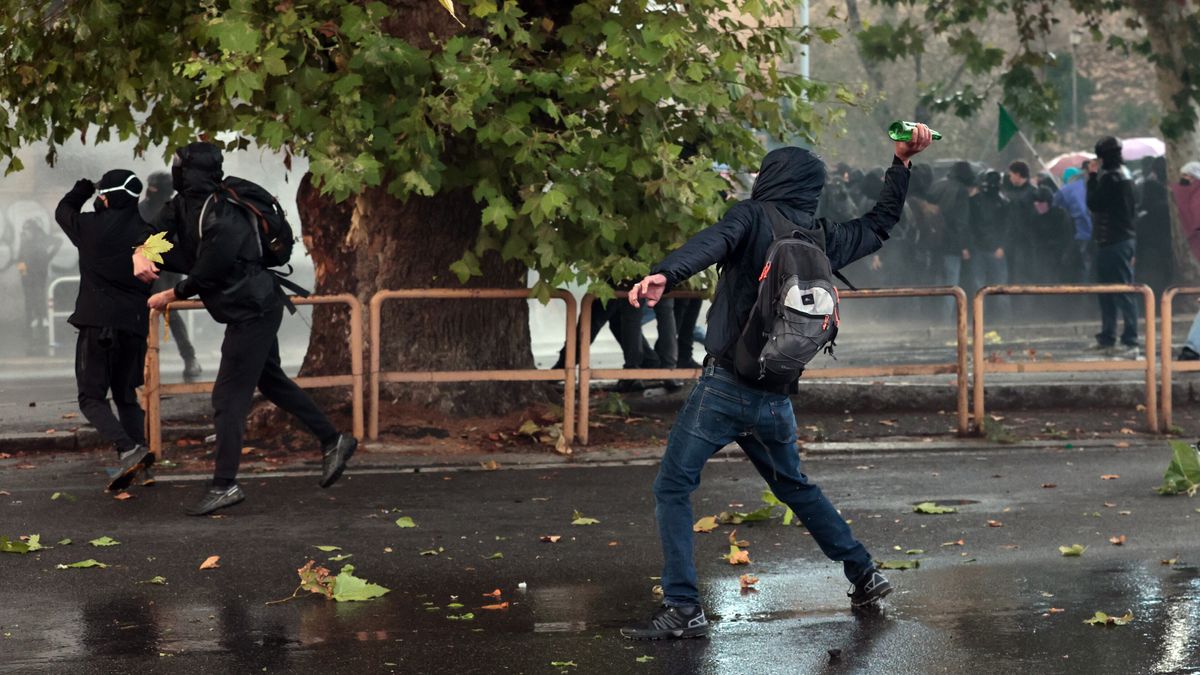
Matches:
[628,274,668,308]
[895,123,933,166]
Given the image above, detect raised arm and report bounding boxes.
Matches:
[54,179,95,246]
[627,205,753,308]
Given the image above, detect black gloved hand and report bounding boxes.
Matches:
[71,178,96,197]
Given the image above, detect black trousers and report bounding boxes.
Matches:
[75,326,146,454]
[673,298,703,366]
[612,298,677,369]
[1096,240,1138,347]
[212,305,338,482]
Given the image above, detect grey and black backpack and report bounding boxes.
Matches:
[732,204,839,388]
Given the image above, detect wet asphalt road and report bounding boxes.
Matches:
[1,445,1199,674]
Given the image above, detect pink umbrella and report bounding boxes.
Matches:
[1047,151,1095,179]
[1121,137,1165,161]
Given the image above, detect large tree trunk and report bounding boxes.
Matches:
[296,179,541,417]
[1135,0,1200,285]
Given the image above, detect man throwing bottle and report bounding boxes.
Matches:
[621,125,932,640]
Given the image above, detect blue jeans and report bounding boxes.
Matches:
[653,364,873,607]
[1186,312,1200,353]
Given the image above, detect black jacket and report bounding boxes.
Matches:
[653,147,911,361]
[156,143,280,324]
[967,189,1010,253]
[927,177,971,256]
[55,180,153,335]
[1087,168,1137,247]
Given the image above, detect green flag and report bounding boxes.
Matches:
[997,104,1019,152]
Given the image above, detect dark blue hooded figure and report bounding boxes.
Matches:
[653,146,912,365]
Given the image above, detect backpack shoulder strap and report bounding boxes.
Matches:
[762,202,827,253]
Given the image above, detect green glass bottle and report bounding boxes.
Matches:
[888,121,943,142]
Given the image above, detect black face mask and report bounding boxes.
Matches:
[171,153,185,193]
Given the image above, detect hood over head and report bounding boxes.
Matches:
[1095,136,1123,168]
[94,169,142,211]
[750,146,826,215]
[1062,167,1081,183]
[981,170,1002,194]
[172,142,224,198]
[1033,186,1054,204]
[1182,161,1200,181]
[950,161,976,186]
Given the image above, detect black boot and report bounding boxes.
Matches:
[319,434,358,488]
[183,358,203,383]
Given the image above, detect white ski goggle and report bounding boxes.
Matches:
[96,174,142,198]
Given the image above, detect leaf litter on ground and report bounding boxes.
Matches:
[692,516,718,533]
[394,516,417,528]
[89,536,120,547]
[1156,440,1200,496]
[571,510,599,526]
[877,559,920,570]
[1059,544,1087,557]
[268,560,390,605]
[56,559,107,569]
[1084,611,1133,626]
[913,502,957,515]
[199,555,221,570]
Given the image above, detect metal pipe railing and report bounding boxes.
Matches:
[972,284,1157,432]
[1159,286,1200,431]
[144,294,365,457]
[576,286,970,444]
[368,288,577,443]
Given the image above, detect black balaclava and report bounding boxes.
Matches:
[1095,136,1123,170]
[94,169,143,212]
[981,170,1002,195]
[750,147,826,216]
[171,142,225,230]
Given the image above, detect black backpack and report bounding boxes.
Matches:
[732,204,840,388]
[220,176,295,268]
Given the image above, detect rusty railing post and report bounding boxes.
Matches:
[145,308,163,458]
[560,291,578,446]
[368,292,384,440]
[577,294,595,445]
[1162,287,1178,431]
[1141,286,1158,431]
[972,287,988,433]
[953,287,969,435]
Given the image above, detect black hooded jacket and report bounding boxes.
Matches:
[55,172,153,335]
[652,147,911,362]
[155,142,280,324]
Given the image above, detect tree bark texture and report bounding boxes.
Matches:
[1134,0,1200,285]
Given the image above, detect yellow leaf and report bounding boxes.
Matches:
[437,0,465,27]
[199,555,221,570]
[139,232,174,264]
[739,573,759,589]
[692,516,718,533]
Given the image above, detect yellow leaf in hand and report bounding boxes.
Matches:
[139,232,174,264]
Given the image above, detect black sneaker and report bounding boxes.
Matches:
[107,445,153,492]
[186,483,245,516]
[1179,347,1200,361]
[319,434,358,488]
[140,465,157,487]
[620,604,709,640]
[848,568,893,609]
[183,358,203,383]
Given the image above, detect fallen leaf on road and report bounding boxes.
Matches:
[739,574,759,589]
[328,554,353,561]
[987,520,1003,528]
[113,492,133,501]
[88,536,120,547]
[549,662,577,669]
[540,535,561,543]
[480,460,500,470]
[692,516,718,533]
[1109,535,1127,546]
[906,549,925,555]
[313,545,342,552]
[394,516,417,528]
[1101,475,1120,480]
[1047,607,1065,614]
[941,539,965,547]
[725,545,750,565]
[50,492,76,502]
[57,539,71,546]
[727,529,749,547]
[199,555,221,570]
[1084,610,1133,626]
[0,490,9,495]
[1118,510,1132,515]
[332,564,390,602]
[877,559,919,570]
[138,576,167,585]
[0,536,30,554]
[481,602,509,610]
[1059,544,1087,557]
[1103,502,1117,508]
[446,613,474,621]
[61,413,78,420]
[419,548,444,556]
[913,502,957,514]
[1162,558,1179,565]
[878,420,898,427]
[56,559,107,569]
[1042,483,1056,488]
[635,656,654,663]
[483,589,502,598]
[571,510,599,526]
[484,552,503,560]
[19,535,45,551]
[16,463,36,470]
[608,541,620,546]
[1119,428,1135,435]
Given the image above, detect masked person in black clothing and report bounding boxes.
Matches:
[132,142,357,516]
[619,126,933,640]
[55,170,155,491]
[1087,136,1139,357]
[969,170,1012,319]
[139,172,203,383]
